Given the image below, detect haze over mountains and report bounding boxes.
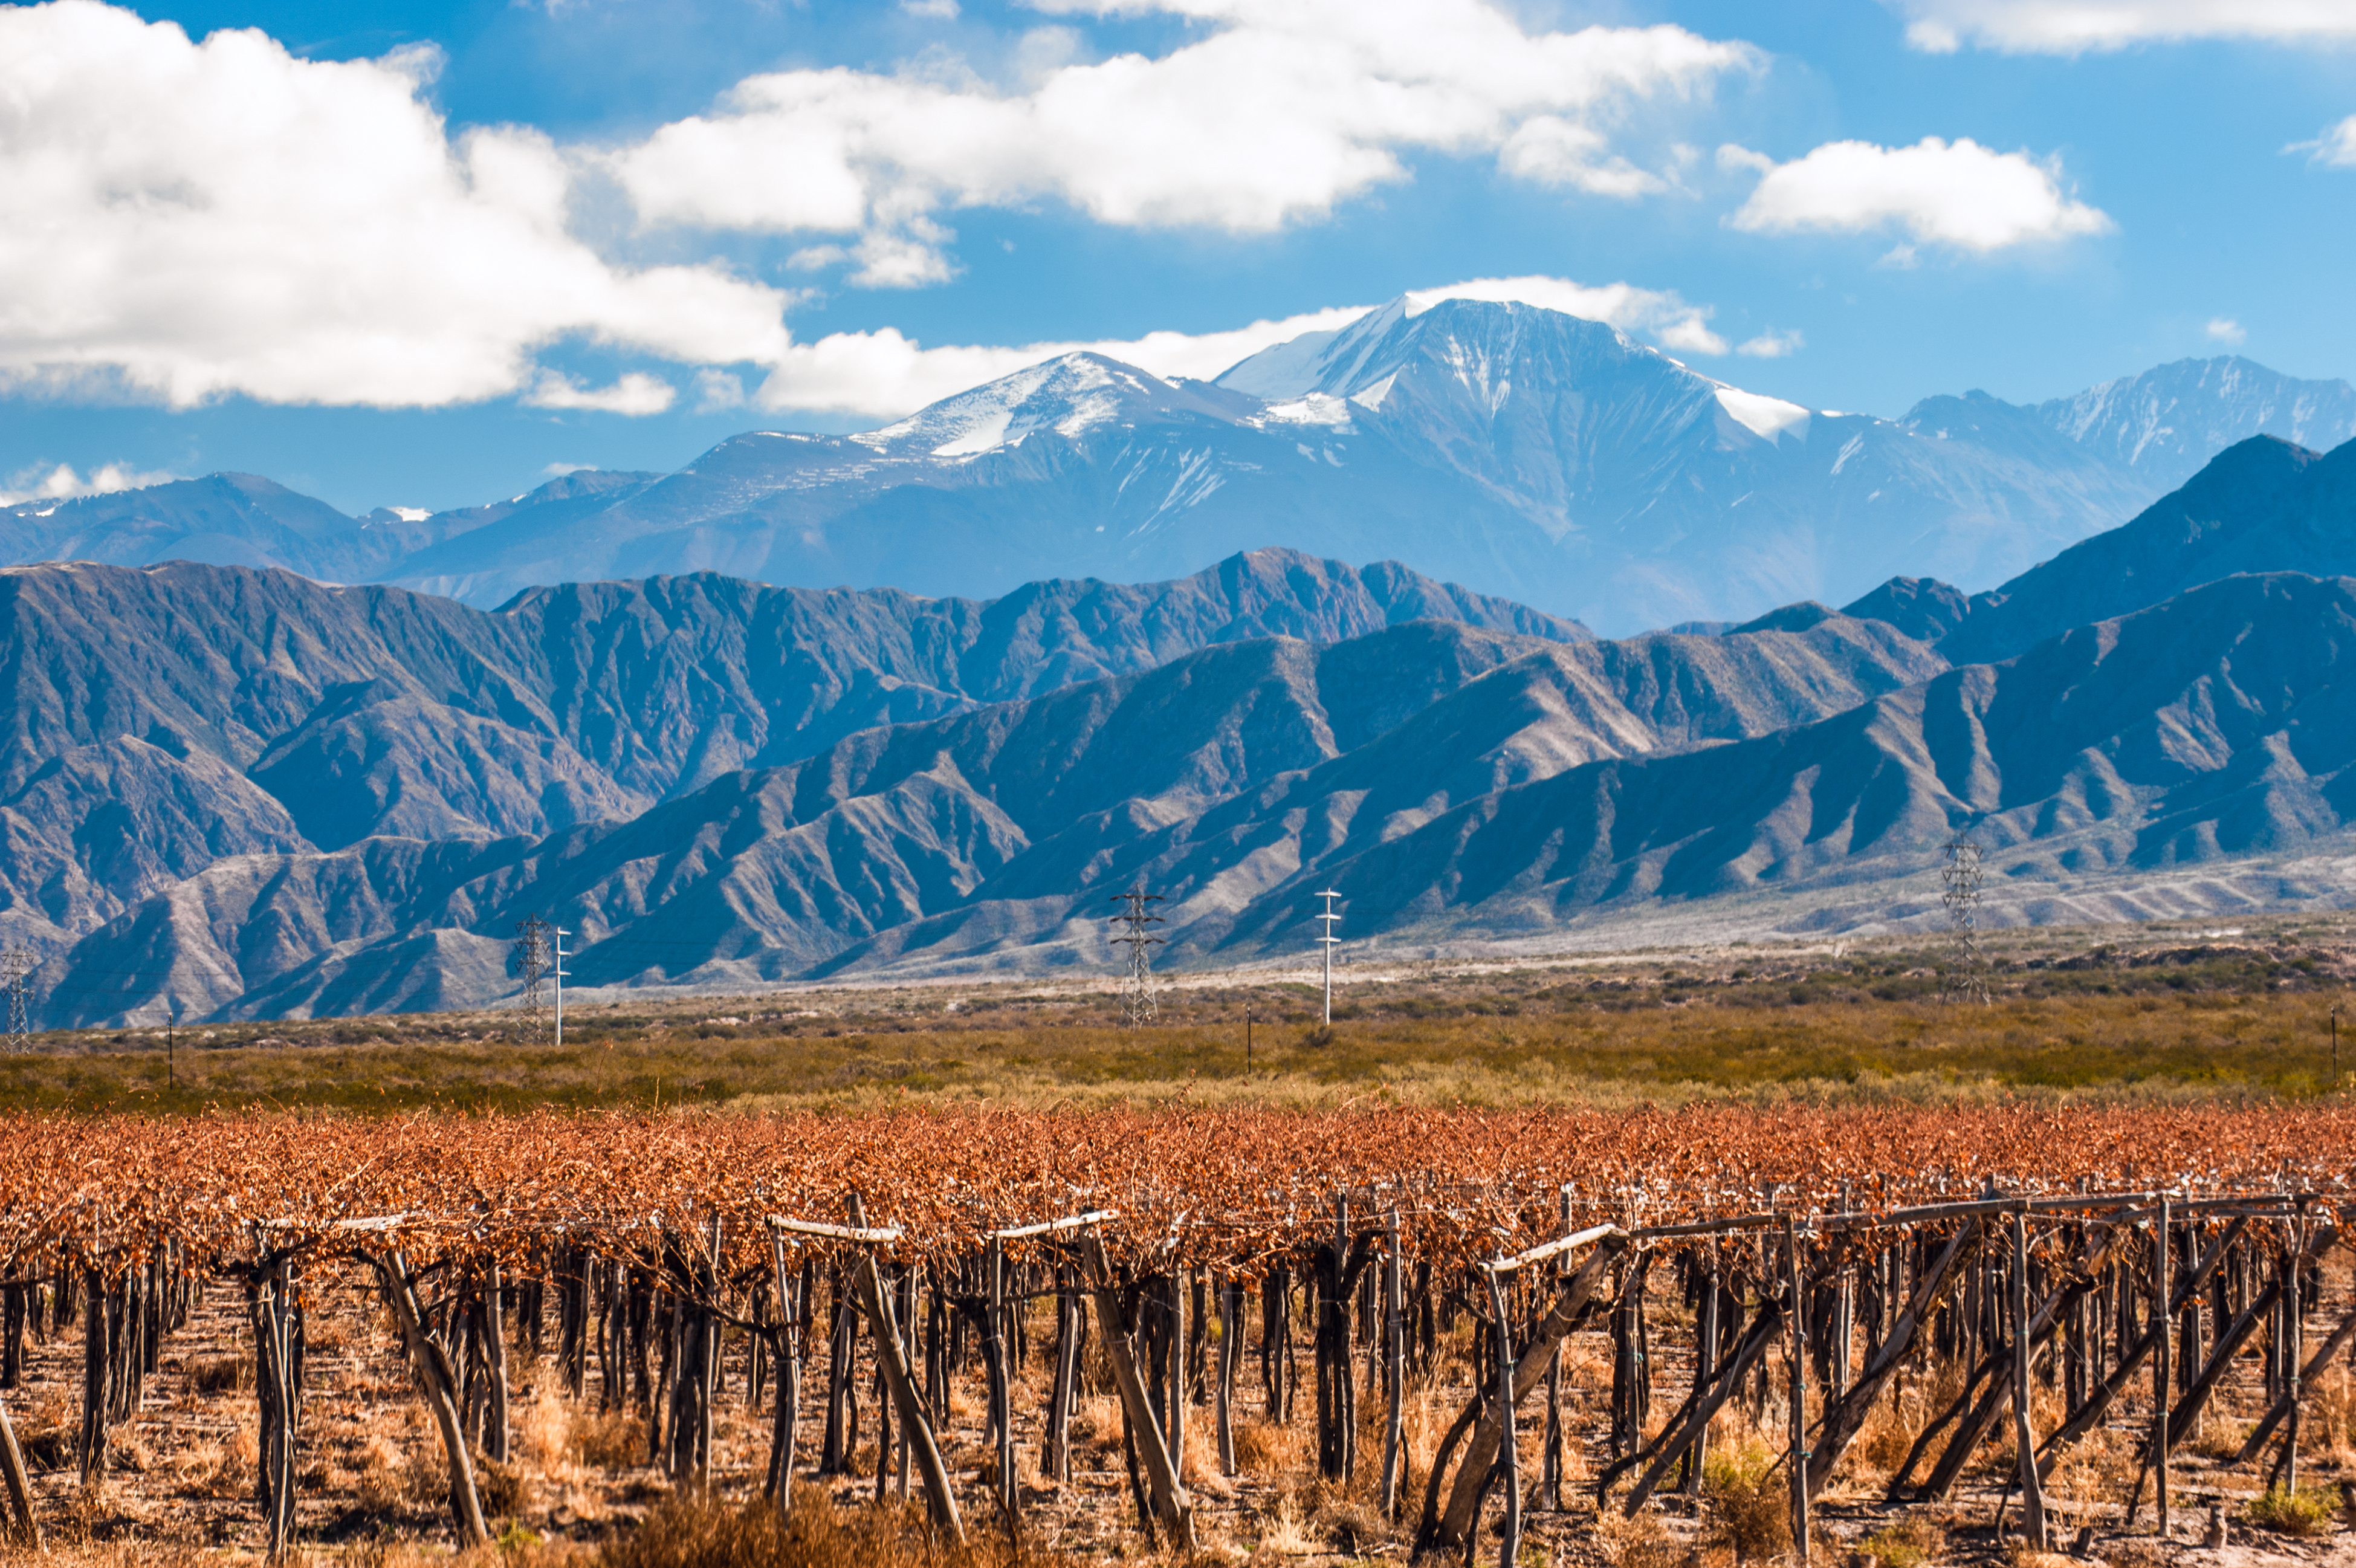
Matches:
[5,429,2356,1025]
[6,297,2353,636]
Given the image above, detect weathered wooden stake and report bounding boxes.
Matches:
[1216,1272,1240,1479]
[1486,1263,1519,1568]
[1380,1209,1404,1518]
[846,1197,965,1544]
[0,1378,40,1547]
[374,1251,489,1549]
[1785,1217,1809,1567]
[1081,1234,1195,1549]
[2153,1198,2170,1537]
[2010,1212,2046,1549]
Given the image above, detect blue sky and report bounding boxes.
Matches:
[2,0,2352,514]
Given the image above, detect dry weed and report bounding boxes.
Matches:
[1594,1505,1686,1568]
[572,1409,650,1471]
[173,1424,259,1500]
[595,1491,1072,1566]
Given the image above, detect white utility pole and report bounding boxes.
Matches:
[1315,889,1342,1025]
[554,925,569,1047]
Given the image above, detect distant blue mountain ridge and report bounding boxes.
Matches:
[5,297,2352,636]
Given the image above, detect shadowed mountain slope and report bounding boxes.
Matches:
[1841,435,2356,664]
[31,611,1944,1020]
[1257,572,2356,950]
[0,549,1584,952]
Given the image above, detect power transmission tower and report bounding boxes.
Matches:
[1941,835,1991,1005]
[1315,889,1343,1025]
[1109,886,1164,1028]
[516,915,552,1044]
[1,945,33,1052]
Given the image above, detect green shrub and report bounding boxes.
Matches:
[2246,1483,2338,1538]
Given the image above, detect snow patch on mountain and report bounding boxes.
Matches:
[1714,387,1813,444]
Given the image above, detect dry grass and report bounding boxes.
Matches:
[594,1492,1080,1567]
[2,918,2348,1114]
[1699,1439,1791,1564]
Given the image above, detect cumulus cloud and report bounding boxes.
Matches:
[0,2,1757,418]
[610,1,1759,282]
[1399,276,1726,355]
[1,461,179,507]
[1736,328,1804,358]
[1887,0,2356,51]
[2206,318,2247,345]
[0,1,792,410]
[1721,137,2112,253]
[522,371,679,414]
[2288,114,2356,167]
[747,274,1729,417]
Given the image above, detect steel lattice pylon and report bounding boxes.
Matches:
[516,915,552,1044]
[1941,835,1992,1005]
[1,945,33,1052]
[1109,886,1165,1029]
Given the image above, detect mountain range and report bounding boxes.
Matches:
[11,430,2356,1025]
[6,296,2354,636]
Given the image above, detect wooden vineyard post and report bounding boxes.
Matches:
[253,1255,301,1558]
[0,1377,39,1549]
[79,1266,107,1485]
[1684,1237,1719,1495]
[1784,1216,1808,1568]
[1216,1272,1240,1478]
[1380,1208,1403,1518]
[1485,1262,1519,1568]
[2010,1211,2047,1550]
[1167,1259,1188,1491]
[838,1199,963,1543]
[2282,1210,2305,1493]
[988,1234,1015,1524]
[1429,1227,1622,1550]
[374,1250,490,1549]
[765,1229,801,1514]
[1049,1263,1081,1483]
[1541,1187,1568,1508]
[2153,1197,2170,1537]
[483,1262,509,1464]
[1080,1233,1196,1549]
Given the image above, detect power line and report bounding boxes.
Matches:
[2,945,33,1052]
[516,915,552,1045]
[1941,835,1990,1006]
[1315,889,1343,1026]
[1108,885,1164,1029]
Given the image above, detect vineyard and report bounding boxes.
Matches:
[1,1103,2354,1562]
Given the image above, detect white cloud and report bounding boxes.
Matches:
[748,273,1727,417]
[0,1,792,410]
[522,371,679,415]
[2289,114,2356,167]
[2205,317,2247,346]
[901,0,960,16]
[1,460,179,507]
[1721,137,2112,253]
[1736,328,1804,358]
[0,1,1761,413]
[1888,0,2356,51]
[609,1,1758,282]
[1400,276,1726,355]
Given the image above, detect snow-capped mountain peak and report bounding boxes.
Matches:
[853,351,1244,459]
